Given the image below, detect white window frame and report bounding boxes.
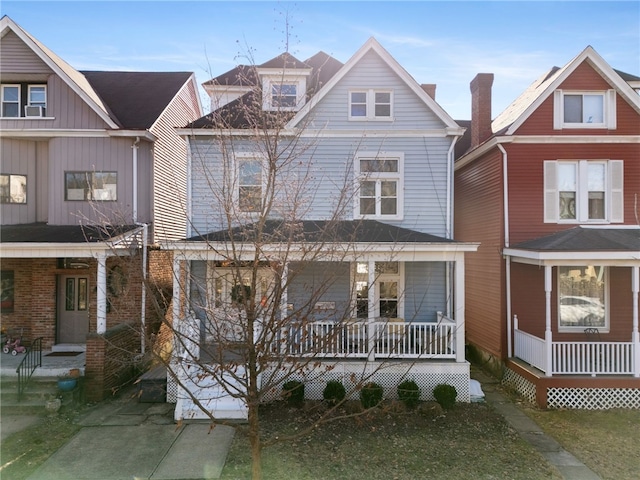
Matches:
[64,171,118,201]
[1,84,20,118]
[557,265,609,333]
[354,152,404,220]
[353,261,404,320]
[348,89,393,121]
[544,160,623,224]
[553,89,616,130]
[27,85,47,109]
[235,154,265,214]
[261,73,308,112]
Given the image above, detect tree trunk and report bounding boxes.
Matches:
[248,402,262,480]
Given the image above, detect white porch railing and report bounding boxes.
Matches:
[513,319,636,376]
[279,318,457,360]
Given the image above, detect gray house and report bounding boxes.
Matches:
[169,38,478,419]
[0,15,202,394]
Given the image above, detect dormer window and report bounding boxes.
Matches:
[271,83,297,108]
[259,70,310,112]
[553,90,615,129]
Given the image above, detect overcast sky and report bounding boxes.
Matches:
[3,1,638,119]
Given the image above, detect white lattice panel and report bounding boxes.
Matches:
[547,387,640,410]
[263,361,470,403]
[502,368,536,405]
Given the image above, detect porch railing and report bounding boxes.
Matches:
[16,336,43,401]
[552,341,634,375]
[513,320,636,376]
[279,319,456,360]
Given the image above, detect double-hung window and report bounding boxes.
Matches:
[27,85,46,115]
[65,172,117,201]
[349,90,393,120]
[237,157,263,213]
[355,153,403,219]
[1,85,20,117]
[558,265,607,332]
[553,90,616,129]
[354,261,403,320]
[0,174,27,204]
[271,83,297,108]
[544,160,623,223]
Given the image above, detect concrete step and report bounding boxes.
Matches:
[0,376,60,414]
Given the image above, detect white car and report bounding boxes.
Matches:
[559,296,605,325]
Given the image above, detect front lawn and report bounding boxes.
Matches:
[221,400,562,480]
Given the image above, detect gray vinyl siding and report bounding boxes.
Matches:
[0,31,52,75]
[47,136,151,225]
[404,262,447,323]
[150,80,201,243]
[0,139,38,224]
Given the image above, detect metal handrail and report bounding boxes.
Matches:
[16,337,43,401]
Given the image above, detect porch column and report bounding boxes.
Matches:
[454,258,465,363]
[280,263,288,321]
[96,253,107,334]
[632,266,639,377]
[544,265,553,377]
[367,259,376,361]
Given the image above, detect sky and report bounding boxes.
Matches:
[2,1,638,120]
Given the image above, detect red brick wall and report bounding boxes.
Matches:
[84,322,141,402]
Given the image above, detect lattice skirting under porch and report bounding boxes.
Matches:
[502,368,537,405]
[503,367,640,409]
[262,361,471,403]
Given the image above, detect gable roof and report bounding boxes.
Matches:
[288,37,461,130]
[81,71,195,129]
[492,46,640,135]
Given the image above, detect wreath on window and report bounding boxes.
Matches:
[108,265,127,296]
[231,284,252,305]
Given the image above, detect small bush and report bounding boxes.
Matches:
[433,383,457,409]
[360,382,384,409]
[397,380,421,408]
[323,380,346,406]
[282,380,305,407]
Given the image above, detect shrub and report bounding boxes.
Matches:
[360,382,384,409]
[397,380,421,408]
[433,383,457,409]
[282,380,305,407]
[323,380,346,406]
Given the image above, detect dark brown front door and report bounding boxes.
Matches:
[57,274,89,344]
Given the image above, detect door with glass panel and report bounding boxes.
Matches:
[57,275,90,343]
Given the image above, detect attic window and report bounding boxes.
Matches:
[271,84,297,108]
[349,90,393,120]
[261,76,307,112]
[553,90,616,129]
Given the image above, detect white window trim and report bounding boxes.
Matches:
[64,171,118,202]
[261,74,307,112]
[27,85,46,107]
[348,89,394,121]
[543,159,623,224]
[354,152,404,220]
[553,89,616,130]
[1,84,20,118]
[235,153,266,215]
[557,266,609,333]
[352,261,405,320]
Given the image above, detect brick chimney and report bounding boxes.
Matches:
[470,73,494,148]
[421,83,436,100]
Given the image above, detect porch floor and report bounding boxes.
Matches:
[0,350,85,377]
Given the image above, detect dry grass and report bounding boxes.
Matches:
[523,407,640,480]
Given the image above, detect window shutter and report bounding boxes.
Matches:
[606,90,617,130]
[543,161,558,223]
[609,160,624,223]
[553,90,563,130]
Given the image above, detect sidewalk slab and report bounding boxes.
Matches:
[151,423,235,480]
[26,425,180,480]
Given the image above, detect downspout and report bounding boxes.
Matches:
[132,136,148,355]
[498,143,512,358]
[446,136,459,317]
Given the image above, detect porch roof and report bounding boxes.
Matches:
[504,226,640,264]
[187,220,455,244]
[0,223,142,258]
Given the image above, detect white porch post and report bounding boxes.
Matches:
[454,258,465,362]
[632,266,639,378]
[172,254,183,339]
[367,259,376,361]
[280,263,289,355]
[96,254,107,334]
[544,265,553,377]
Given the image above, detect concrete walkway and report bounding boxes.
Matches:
[474,371,601,480]
[25,393,235,480]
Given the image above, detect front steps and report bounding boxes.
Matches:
[0,376,59,414]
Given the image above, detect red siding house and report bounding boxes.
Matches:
[455,46,640,409]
